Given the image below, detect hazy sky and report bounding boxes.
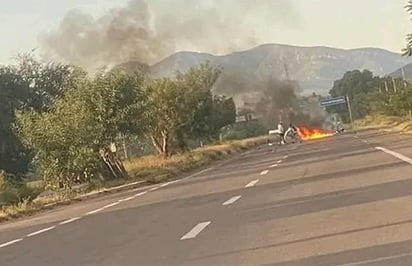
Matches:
[1,0,411,65]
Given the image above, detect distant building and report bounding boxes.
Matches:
[235,109,262,123]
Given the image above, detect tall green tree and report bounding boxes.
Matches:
[327,70,381,122]
[16,70,146,189]
[404,1,412,55]
[144,63,222,157]
[0,55,74,176]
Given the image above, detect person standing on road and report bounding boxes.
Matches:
[285,123,301,143]
[277,122,285,144]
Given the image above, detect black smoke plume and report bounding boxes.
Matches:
[40,0,299,71]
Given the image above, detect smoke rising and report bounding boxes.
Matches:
[40,0,299,70]
[250,79,328,128]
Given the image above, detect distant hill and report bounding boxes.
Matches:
[390,63,412,82]
[118,44,412,105]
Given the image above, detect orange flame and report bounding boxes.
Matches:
[297,126,333,141]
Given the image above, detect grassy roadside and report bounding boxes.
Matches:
[353,115,412,133]
[0,136,269,223]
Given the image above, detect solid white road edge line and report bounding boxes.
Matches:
[245,179,259,188]
[26,226,56,237]
[135,191,147,196]
[59,217,81,225]
[0,238,23,248]
[376,147,412,164]
[180,221,211,240]
[223,195,242,206]
[260,170,269,175]
[160,182,170,187]
[183,167,213,180]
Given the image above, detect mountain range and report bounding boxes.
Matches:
[390,62,412,82]
[117,44,412,106]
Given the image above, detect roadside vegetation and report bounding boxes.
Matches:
[324,1,412,128]
[0,136,268,222]
[325,69,412,132]
[0,53,271,221]
[353,115,412,133]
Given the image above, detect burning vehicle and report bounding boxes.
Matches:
[296,126,334,141]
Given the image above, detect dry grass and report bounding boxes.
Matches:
[124,136,269,183]
[354,115,412,133]
[0,136,269,222]
[0,200,42,222]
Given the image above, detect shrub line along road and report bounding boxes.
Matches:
[2,129,412,265]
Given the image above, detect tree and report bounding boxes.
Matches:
[0,66,31,175]
[212,96,236,133]
[13,53,75,111]
[16,70,146,189]
[404,1,412,55]
[0,55,75,176]
[175,62,222,141]
[144,78,189,157]
[327,70,381,122]
[144,63,222,157]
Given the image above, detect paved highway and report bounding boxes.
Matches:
[2,128,412,265]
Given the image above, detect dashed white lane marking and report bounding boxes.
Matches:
[0,238,23,248]
[376,147,412,164]
[283,155,288,159]
[26,226,56,237]
[135,191,147,196]
[245,179,259,188]
[180,221,211,240]
[86,201,121,215]
[260,170,269,175]
[269,164,278,168]
[86,207,106,215]
[103,202,120,208]
[223,196,242,206]
[59,217,81,225]
[118,196,136,202]
[276,160,283,164]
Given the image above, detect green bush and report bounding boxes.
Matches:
[0,181,43,206]
[221,120,267,140]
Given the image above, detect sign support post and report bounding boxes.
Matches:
[346,95,354,126]
[320,96,353,127]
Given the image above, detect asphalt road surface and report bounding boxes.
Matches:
[2,128,412,265]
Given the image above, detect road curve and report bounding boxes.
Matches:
[2,129,412,265]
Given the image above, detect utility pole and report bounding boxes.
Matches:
[121,134,128,160]
[402,67,407,87]
[281,56,290,81]
[346,95,354,126]
[392,77,398,94]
